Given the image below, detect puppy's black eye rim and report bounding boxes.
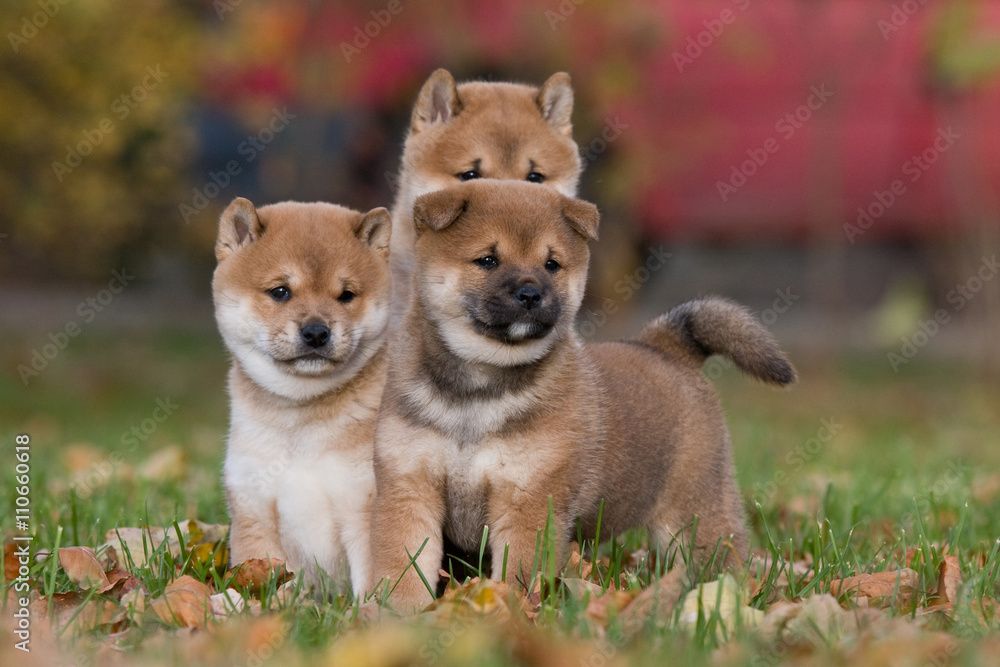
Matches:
[545,259,561,273]
[338,290,356,303]
[474,255,499,270]
[527,171,546,183]
[268,286,292,302]
[458,170,481,181]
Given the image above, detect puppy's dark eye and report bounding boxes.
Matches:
[544,259,561,273]
[474,255,499,270]
[526,172,546,184]
[268,286,292,302]
[338,290,356,304]
[458,170,481,182]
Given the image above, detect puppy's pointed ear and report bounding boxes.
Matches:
[216,197,263,261]
[355,207,391,258]
[412,69,461,133]
[413,189,467,234]
[562,198,599,241]
[537,72,574,136]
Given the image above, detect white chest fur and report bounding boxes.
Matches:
[224,397,375,584]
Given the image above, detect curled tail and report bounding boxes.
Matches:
[636,297,796,386]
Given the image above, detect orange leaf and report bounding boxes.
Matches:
[151,575,214,628]
[621,564,687,637]
[225,558,292,597]
[935,555,962,608]
[828,569,919,608]
[58,547,112,592]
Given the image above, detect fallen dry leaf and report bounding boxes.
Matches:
[828,569,919,609]
[102,520,230,568]
[209,588,247,618]
[58,546,112,592]
[934,555,962,609]
[226,558,291,596]
[428,577,532,621]
[767,594,870,647]
[621,564,687,638]
[677,573,763,637]
[104,567,144,601]
[560,577,605,601]
[563,542,594,580]
[150,575,214,628]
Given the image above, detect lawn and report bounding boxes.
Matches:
[3,328,999,666]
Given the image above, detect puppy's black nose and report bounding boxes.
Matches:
[514,286,542,310]
[300,323,330,348]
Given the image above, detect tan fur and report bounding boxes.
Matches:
[370,181,795,612]
[213,197,391,594]
[389,69,583,328]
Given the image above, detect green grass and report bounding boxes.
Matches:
[2,329,999,665]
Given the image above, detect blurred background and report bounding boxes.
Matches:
[2,0,999,527]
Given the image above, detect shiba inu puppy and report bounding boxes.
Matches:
[213,197,391,594]
[389,69,583,326]
[370,181,795,612]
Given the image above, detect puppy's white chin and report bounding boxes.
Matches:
[438,318,557,367]
[236,345,354,400]
[288,355,336,376]
[507,322,537,341]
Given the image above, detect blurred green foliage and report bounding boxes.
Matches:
[1,0,199,279]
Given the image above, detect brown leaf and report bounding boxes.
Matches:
[428,577,532,620]
[828,569,919,608]
[226,558,292,596]
[563,542,594,580]
[561,577,606,601]
[58,546,112,592]
[150,575,214,628]
[621,564,687,638]
[104,567,144,601]
[934,555,962,608]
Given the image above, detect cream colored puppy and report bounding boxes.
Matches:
[213,197,390,593]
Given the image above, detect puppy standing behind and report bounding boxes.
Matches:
[213,197,391,593]
[370,181,796,612]
[389,68,583,327]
